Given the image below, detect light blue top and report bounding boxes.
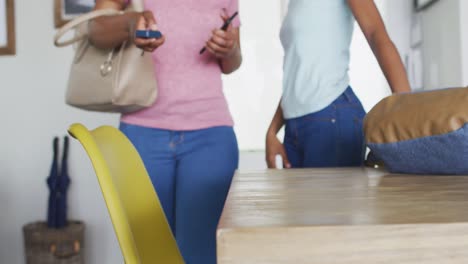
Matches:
[280,0,355,119]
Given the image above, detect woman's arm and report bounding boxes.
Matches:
[89,0,164,51]
[265,100,291,169]
[347,0,411,93]
[267,101,285,143]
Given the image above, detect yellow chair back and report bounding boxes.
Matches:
[68,123,184,264]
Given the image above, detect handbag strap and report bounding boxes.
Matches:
[54,9,122,47]
[131,0,145,12]
[53,0,145,47]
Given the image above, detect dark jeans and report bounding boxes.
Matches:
[284,86,366,168]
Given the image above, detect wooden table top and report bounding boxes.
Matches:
[220,167,468,229]
[217,168,468,263]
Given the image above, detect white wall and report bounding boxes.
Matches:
[420,0,463,89]
[384,0,413,73]
[351,0,468,95]
[460,0,468,85]
[223,0,283,151]
[349,0,391,111]
[0,1,122,262]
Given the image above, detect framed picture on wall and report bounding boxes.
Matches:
[0,0,15,55]
[54,0,95,28]
[414,0,439,11]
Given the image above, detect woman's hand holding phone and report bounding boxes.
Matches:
[204,12,238,59]
[133,11,165,53]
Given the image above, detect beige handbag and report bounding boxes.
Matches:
[53,0,157,113]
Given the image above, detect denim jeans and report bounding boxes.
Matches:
[284,86,366,168]
[120,123,239,264]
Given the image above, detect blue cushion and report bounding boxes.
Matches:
[368,124,468,175]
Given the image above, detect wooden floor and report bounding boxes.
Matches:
[217,168,468,264]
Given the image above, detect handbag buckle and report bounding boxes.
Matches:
[100,50,115,77]
[100,61,113,76]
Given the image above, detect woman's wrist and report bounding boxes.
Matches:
[228,42,240,58]
[218,42,240,62]
[125,12,140,42]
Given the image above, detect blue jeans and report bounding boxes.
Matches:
[120,123,239,264]
[284,87,366,168]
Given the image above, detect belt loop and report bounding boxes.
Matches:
[344,86,354,103]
